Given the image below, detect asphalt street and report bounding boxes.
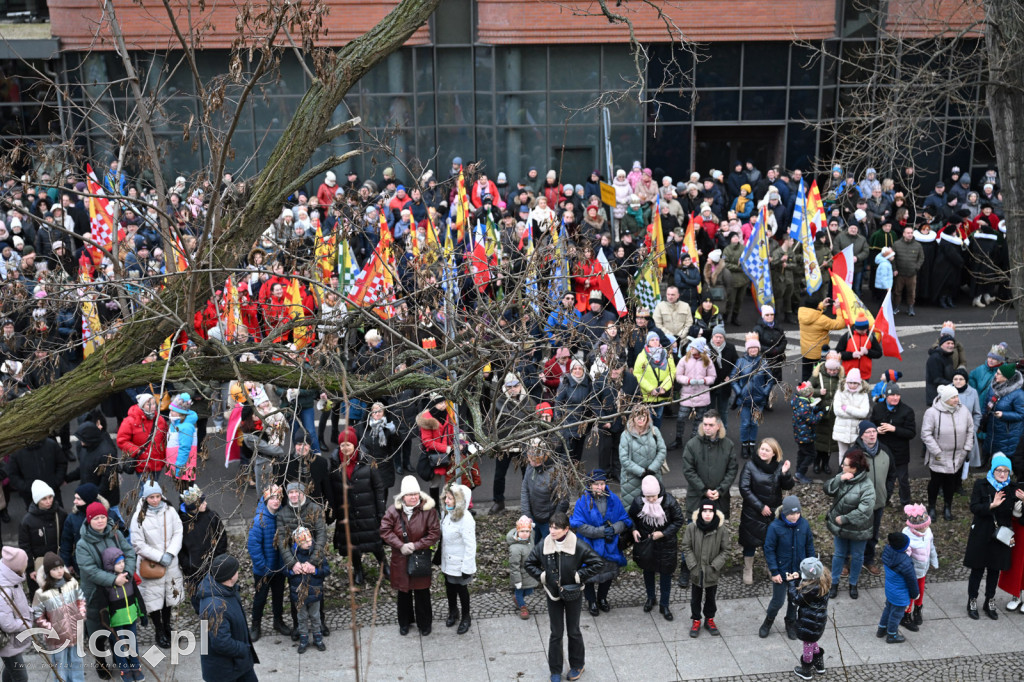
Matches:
[2,298,1018,541]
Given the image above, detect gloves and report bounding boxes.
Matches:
[603,526,615,540]
[286,388,299,403]
[400,543,415,556]
[692,378,704,386]
[159,553,173,567]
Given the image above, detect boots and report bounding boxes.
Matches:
[298,634,309,654]
[314,633,326,651]
[352,561,365,586]
[273,617,293,637]
[928,507,937,521]
[677,565,690,589]
[320,610,330,637]
[972,295,986,308]
[743,556,754,585]
[900,611,919,632]
[668,438,683,450]
[457,610,472,635]
[446,608,459,628]
[944,505,954,521]
[983,599,999,620]
[812,647,825,674]
[758,616,773,639]
[793,659,815,680]
[913,604,923,625]
[785,618,798,640]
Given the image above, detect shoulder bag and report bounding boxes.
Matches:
[139,512,168,580]
[398,513,433,578]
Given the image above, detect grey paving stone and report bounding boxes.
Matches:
[606,641,678,681]
[664,635,743,680]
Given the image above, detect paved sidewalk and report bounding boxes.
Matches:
[59,579,1024,681]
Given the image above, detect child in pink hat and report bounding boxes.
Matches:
[901,503,938,630]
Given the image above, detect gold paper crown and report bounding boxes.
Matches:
[745,332,760,342]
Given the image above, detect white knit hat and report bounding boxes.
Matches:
[399,475,422,497]
[31,480,55,505]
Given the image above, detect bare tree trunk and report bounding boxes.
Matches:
[983,0,1024,350]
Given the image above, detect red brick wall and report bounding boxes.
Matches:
[886,0,984,38]
[49,0,431,51]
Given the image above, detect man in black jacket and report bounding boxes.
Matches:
[870,383,917,506]
[7,437,67,509]
[18,480,67,595]
[281,435,335,519]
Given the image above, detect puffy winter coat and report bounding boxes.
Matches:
[791,396,823,444]
[247,498,285,576]
[275,497,325,570]
[129,499,185,610]
[329,452,386,555]
[738,457,795,549]
[618,422,667,506]
[76,522,136,637]
[440,484,476,578]
[571,490,631,576]
[7,438,67,507]
[832,382,871,443]
[797,306,847,360]
[379,494,440,592]
[506,528,540,590]
[166,409,199,480]
[753,320,787,364]
[634,351,676,405]
[925,346,955,405]
[823,470,875,541]
[789,582,828,643]
[902,527,938,579]
[0,562,32,658]
[525,531,604,601]
[31,576,85,645]
[681,510,731,587]
[627,483,684,575]
[676,352,716,407]
[981,372,1024,456]
[859,441,895,511]
[921,399,974,474]
[197,574,258,681]
[287,544,328,605]
[680,424,737,515]
[764,514,815,580]
[730,353,771,407]
[882,543,920,607]
[810,363,844,453]
[837,330,882,380]
[18,503,67,571]
[116,405,168,474]
[357,419,400,491]
[521,461,566,524]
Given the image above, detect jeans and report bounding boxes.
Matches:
[852,269,864,296]
[514,587,534,607]
[831,537,867,586]
[534,523,550,546]
[766,579,797,622]
[252,572,285,624]
[710,389,730,429]
[49,648,85,682]
[863,508,885,566]
[651,404,666,428]
[643,571,673,608]
[545,596,584,675]
[252,456,276,498]
[110,624,141,675]
[0,654,26,682]
[690,584,717,620]
[879,599,907,635]
[583,580,612,605]
[675,405,707,443]
[740,404,759,443]
[294,407,319,452]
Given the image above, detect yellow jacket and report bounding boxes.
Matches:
[798,306,847,359]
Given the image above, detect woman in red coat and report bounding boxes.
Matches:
[116,393,168,477]
[416,396,453,503]
[572,246,601,313]
[379,475,441,636]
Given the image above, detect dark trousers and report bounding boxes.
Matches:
[445,577,471,617]
[710,388,731,430]
[583,579,612,605]
[928,470,959,509]
[690,584,717,621]
[968,566,1000,600]
[800,357,817,381]
[546,596,584,675]
[863,507,885,566]
[252,572,285,624]
[766,579,797,622]
[796,441,816,475]
[397,588,433,631]
[893,462,911,505]
[0,654,26,682]
[643,571,672,607]
[597,431,621,479]
[492,450,522,503]
[566,435,586,464]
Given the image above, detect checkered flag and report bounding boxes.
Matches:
[740,206,775,309]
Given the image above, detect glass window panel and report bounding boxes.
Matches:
[609,126,644,176]
[475,94,494,126]
[743,43,789,87]
[436,93,474,126]
[437,48,473,91]
[603,45,648,91]
[253,95,302,131]
[475,46,494,91]
[155,133,206,176]
[646,125,690,181]
[790,44,820,86]
[415,47,434,86]
[606,97,644,125]
[841,0,881,38]
[742,90,786,121]
[972,118,997,169]
[496,127,540,185]
[549,46,599,91]
[415,95,435,127]
[437,127,474,168]
[549,92,598,125]
[476,126,496,174]
[496,47,547,91]
[841,41,875,84]
[497,93,546,126]
[362,95,414,128]
[696,43,741,88]
[820,87,837,119]
[694,90,739,121]
[223,128,255,171]
[416,127,438,169]
[788,89,818,120]
[152,98,199,134]
[786,123,817,171]
[358,50,413,94]
[646,90,693,124]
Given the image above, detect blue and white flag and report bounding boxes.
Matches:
[741,205,775,309]
[788,178,806,240]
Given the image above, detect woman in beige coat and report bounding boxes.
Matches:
[921,384,975,521]
[129,480,184,649]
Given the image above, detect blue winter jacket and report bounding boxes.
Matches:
[198,574,256,681]
[246,498,284,576]
[981,376,1024,455]
[882,544,920,607]
[873,253,893,290]
[731,354,771,407]
[169,409,198,475]
[763,515,815,580]
[570,490,632,568]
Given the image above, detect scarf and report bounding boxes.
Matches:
[783,515,800,527]
[402,503,416,518]
[734,194,750,214]
[147,500,166,514]
[342,451,358,480]
[859,438,879,457]
[696,510,720,533]
[988,470,1010,492]
[936,398,957,414]
[367,417,389,447]
[639,496,667,527]
[646,346,667,370]
[709,340,726,369]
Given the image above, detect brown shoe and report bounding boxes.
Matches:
[519,605,530,620]
[841,566,850,577]
[864,563,881,576]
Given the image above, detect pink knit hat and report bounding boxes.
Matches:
[905,503,931,530]
[641,475,661,497]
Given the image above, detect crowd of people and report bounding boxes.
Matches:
[0,155,1019,682]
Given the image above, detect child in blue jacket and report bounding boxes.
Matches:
[877,532,919,643]
[761,495,815,640]
[790,383,822,483]
[289,526,329,654]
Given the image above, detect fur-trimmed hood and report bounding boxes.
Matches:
[689,508,726,525]
[443,483,472,522]
[392,490,437,512]
[415,410,442,430]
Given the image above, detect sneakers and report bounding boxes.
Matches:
[1007,595,1022,612]
[907,306,916,317]
[567,667,584,681]
[886,632,906,644]
[297,635,309,654]
[314,634,326,652]
[519,605,530,620]
[689,620,701,638]
[704,618,720,636]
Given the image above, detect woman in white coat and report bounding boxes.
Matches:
[441,483,476,635]
[832,368,871,464]
[130,480,184,650]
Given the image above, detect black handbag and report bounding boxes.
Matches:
[632,537,655,570]
[559,583,583,602]
[398,514,433,578]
